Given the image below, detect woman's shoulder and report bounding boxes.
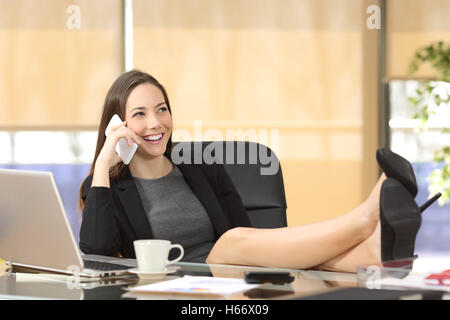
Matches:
[81,174,93,189]
[81,165,131,188]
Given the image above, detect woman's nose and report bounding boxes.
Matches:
[146,114,161,130]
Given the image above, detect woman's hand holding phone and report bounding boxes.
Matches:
[92,115,141,188]
[100,119,141,167]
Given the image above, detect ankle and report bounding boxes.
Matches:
[350,201,377,241]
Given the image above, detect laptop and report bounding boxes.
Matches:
[0,168,136,278]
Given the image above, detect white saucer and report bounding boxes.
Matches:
[128,267,179,280]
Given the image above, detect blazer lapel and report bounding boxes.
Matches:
[115,167,154,239]
[178,164,231,237]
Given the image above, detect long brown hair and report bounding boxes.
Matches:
[79,70,173,210]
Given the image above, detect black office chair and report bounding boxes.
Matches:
[172,141,287,228]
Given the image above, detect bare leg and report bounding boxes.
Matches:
[206,175,385,270]
[314,175,384,272]
[314,223,381,273]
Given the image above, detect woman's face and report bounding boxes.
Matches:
[125,83,172,159]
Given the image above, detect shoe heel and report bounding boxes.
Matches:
[392,218,422,260]
[419,192,442,213]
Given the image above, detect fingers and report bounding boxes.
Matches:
[97,120,141,169]
[128,129,141,146]
[109,120,126,133]
[119,129,140,147]
[111,123,141,146]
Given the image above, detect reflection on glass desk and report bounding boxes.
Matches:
[0,262,358,300]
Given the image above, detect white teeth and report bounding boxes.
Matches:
[144,134,163,141]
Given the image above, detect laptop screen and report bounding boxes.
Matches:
[0,169,84,273]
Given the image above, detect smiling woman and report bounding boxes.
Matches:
[79,70,223,263]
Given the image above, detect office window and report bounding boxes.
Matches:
[388,80,450,254]
[385,0,450,256]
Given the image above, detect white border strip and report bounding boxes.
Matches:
[124,0,134,71]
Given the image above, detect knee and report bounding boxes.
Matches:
[223,227,251,241]
[206,227,252,264]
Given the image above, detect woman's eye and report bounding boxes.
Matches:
[157,106,168,113]
[133,112,144,117]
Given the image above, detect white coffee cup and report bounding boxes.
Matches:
[133,239,184,272]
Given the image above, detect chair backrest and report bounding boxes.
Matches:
[172,141,287,228]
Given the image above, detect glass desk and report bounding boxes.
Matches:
[0,262,359,300]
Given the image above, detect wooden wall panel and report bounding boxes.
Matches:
[0,0,122,128]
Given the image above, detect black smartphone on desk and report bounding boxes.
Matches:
[244,271,295,285]
[244,288,295,299]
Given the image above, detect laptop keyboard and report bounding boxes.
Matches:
[83,260,131,271]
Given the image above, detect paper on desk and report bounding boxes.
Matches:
[127,276,259,297]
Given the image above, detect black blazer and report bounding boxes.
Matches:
[79,163,251,258]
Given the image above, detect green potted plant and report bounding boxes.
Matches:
[408,40,450,205]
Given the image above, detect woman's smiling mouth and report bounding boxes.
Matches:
[142,133,164,144]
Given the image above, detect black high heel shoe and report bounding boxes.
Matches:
[376,148,442,211]
[380,178,421,262]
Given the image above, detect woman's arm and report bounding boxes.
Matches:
[79,176,122,256]
[91,161,112,188]
[80,119,141,255]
